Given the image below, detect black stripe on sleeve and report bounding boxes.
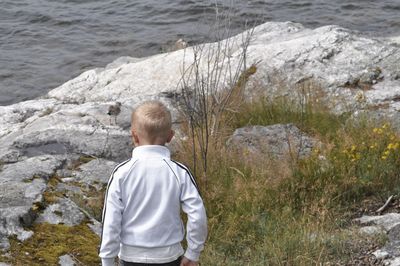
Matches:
[163,159,181,187]
[171,160,201,196]
[101,158,131,221]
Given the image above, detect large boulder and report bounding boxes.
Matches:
[227,124,319,160]
[46,22,400,122]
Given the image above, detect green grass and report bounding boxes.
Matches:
[231,96,349,140]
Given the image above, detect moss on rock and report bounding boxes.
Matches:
[4,222,100,265]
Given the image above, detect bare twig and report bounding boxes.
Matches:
[69,253,85,266]
[178,18,256,184]
[376,195,394,213]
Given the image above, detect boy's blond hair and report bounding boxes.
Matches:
[131,101,172,143]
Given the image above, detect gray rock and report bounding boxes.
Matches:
[56,169,73,179]
[35,198,85,226]
[0,148,20,164]
[356,214,400,264]
[0,155,64,250]
[359,225,385,236]
[0,155,63,183]
[388,223,400,242]
[0,237,10,250]
[72,158,116,189]
[354,102,400,131]
[17,230,34,242]
[373,249,390,259]
[0,99,60,140]
[8,102,133,161]
[56,182,83,195]
[88,218,102,237]
[246,24,400,115]
[355,213,400,231]
[385,257,400,266]
[227,124,318,159]
[58,254,76,266]
[105,56,144,70]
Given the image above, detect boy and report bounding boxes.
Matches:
[99,100,207,266]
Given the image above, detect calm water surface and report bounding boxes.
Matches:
[1,0,399,105]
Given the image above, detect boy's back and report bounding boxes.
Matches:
[99,101,207,266]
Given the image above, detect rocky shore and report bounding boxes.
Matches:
[1,21,400,265]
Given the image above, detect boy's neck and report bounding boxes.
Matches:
[135,143,166,147]
[132,131,172,147]
[134,140,167,146]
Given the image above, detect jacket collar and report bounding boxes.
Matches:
[131,145,171,159]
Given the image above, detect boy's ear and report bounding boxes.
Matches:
[166,130,174,143]
[131,128,139,145]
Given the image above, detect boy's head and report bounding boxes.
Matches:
[131,100,174,146]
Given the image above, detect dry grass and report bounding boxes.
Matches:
[173,82,400,265]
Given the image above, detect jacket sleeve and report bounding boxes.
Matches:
[180,172,208,261]
[99,172,124,266]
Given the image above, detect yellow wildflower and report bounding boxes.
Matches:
[387,142,398,150]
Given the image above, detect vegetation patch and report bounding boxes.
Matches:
[38,107,54,117]
[71,186,105,222]
[1,68,399,264]
[3,222,100,266]
[174,80,400,264]
[42,175,64,204]
[67,155,97,171]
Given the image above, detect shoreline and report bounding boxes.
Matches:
[2,24,400,107]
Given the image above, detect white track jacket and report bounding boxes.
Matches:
[99,145,207,265]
